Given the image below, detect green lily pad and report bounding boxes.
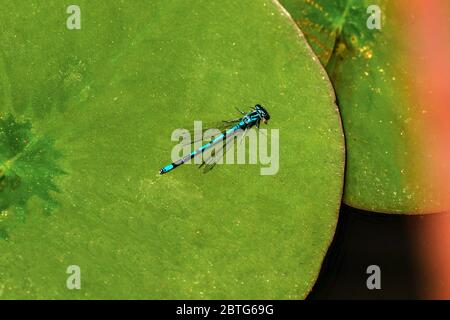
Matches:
[280,0,446,213]
[0,0,344,298]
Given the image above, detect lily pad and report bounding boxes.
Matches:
[280,0,450,213]
[0,0,344,298]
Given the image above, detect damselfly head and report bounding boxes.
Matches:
[255,104,270,123]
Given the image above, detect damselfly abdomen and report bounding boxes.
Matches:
[159,104,270,174]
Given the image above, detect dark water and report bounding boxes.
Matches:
[308,205,424,299]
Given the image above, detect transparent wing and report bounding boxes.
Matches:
[181,118,242,147]
[199,135,234,173]
[199,127,249,173]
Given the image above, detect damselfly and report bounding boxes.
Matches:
[159,104,270,174]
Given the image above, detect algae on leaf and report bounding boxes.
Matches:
[0,114,64,237]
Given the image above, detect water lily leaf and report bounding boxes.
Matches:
[280,0,450,213]
[0,0,344,298]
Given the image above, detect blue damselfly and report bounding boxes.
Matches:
[159,104,270,174]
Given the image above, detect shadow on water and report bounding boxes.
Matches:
[308,204,423,299]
